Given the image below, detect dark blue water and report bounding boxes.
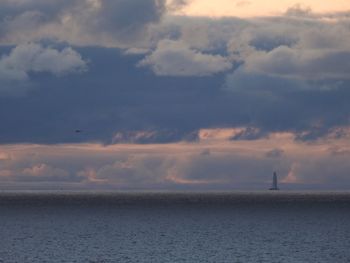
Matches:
[0,192,349,263]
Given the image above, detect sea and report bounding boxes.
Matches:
[0,191,349,263]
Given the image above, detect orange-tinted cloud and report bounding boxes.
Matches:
[180,0,350,17]
[1,129,350,189]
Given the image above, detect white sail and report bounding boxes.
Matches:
[269,172,279,190]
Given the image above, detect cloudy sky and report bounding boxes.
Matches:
[1,0,350,190]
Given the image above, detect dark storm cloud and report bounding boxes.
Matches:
[0,0,187,46]
[112,130,199,144]
[0,0,75,18]
[71,0,167,45]
[139,39,232,76]
[0,0,77,43]
[230,127,267,141]
[224,60,350,140]
[1,44,350,144]
[1,6,350,144]
[0,47,221,144]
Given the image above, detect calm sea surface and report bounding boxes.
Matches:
[0,192,349,263]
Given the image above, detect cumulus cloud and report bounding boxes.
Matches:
[68,0,166,46]
[0,43,87,94]
[0,163,84,183]
[1,0,350,82]
[0,0,78,44]
[242,46,350,80]
[139,40,232,76]
[0,0,185,47]
[328,146,350,156]
[112,130,198,144]
[1,43,87,76]
[230,127,267,140]
[166,0,191,11]
[223,14,350,82]
[285,4,312,17]
[0,3,350,143]
[20,164,79,182]
[93,155,175,187]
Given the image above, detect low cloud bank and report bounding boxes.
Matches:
[1,131,350,189]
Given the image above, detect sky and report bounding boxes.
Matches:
[1,0,350,190]
[181,0,350,17]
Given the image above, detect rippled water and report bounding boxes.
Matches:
[0,192,349,263]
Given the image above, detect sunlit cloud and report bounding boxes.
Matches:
[179,0,350,17]
[2,129,350,189]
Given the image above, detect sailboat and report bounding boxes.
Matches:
[269,172,279,190]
